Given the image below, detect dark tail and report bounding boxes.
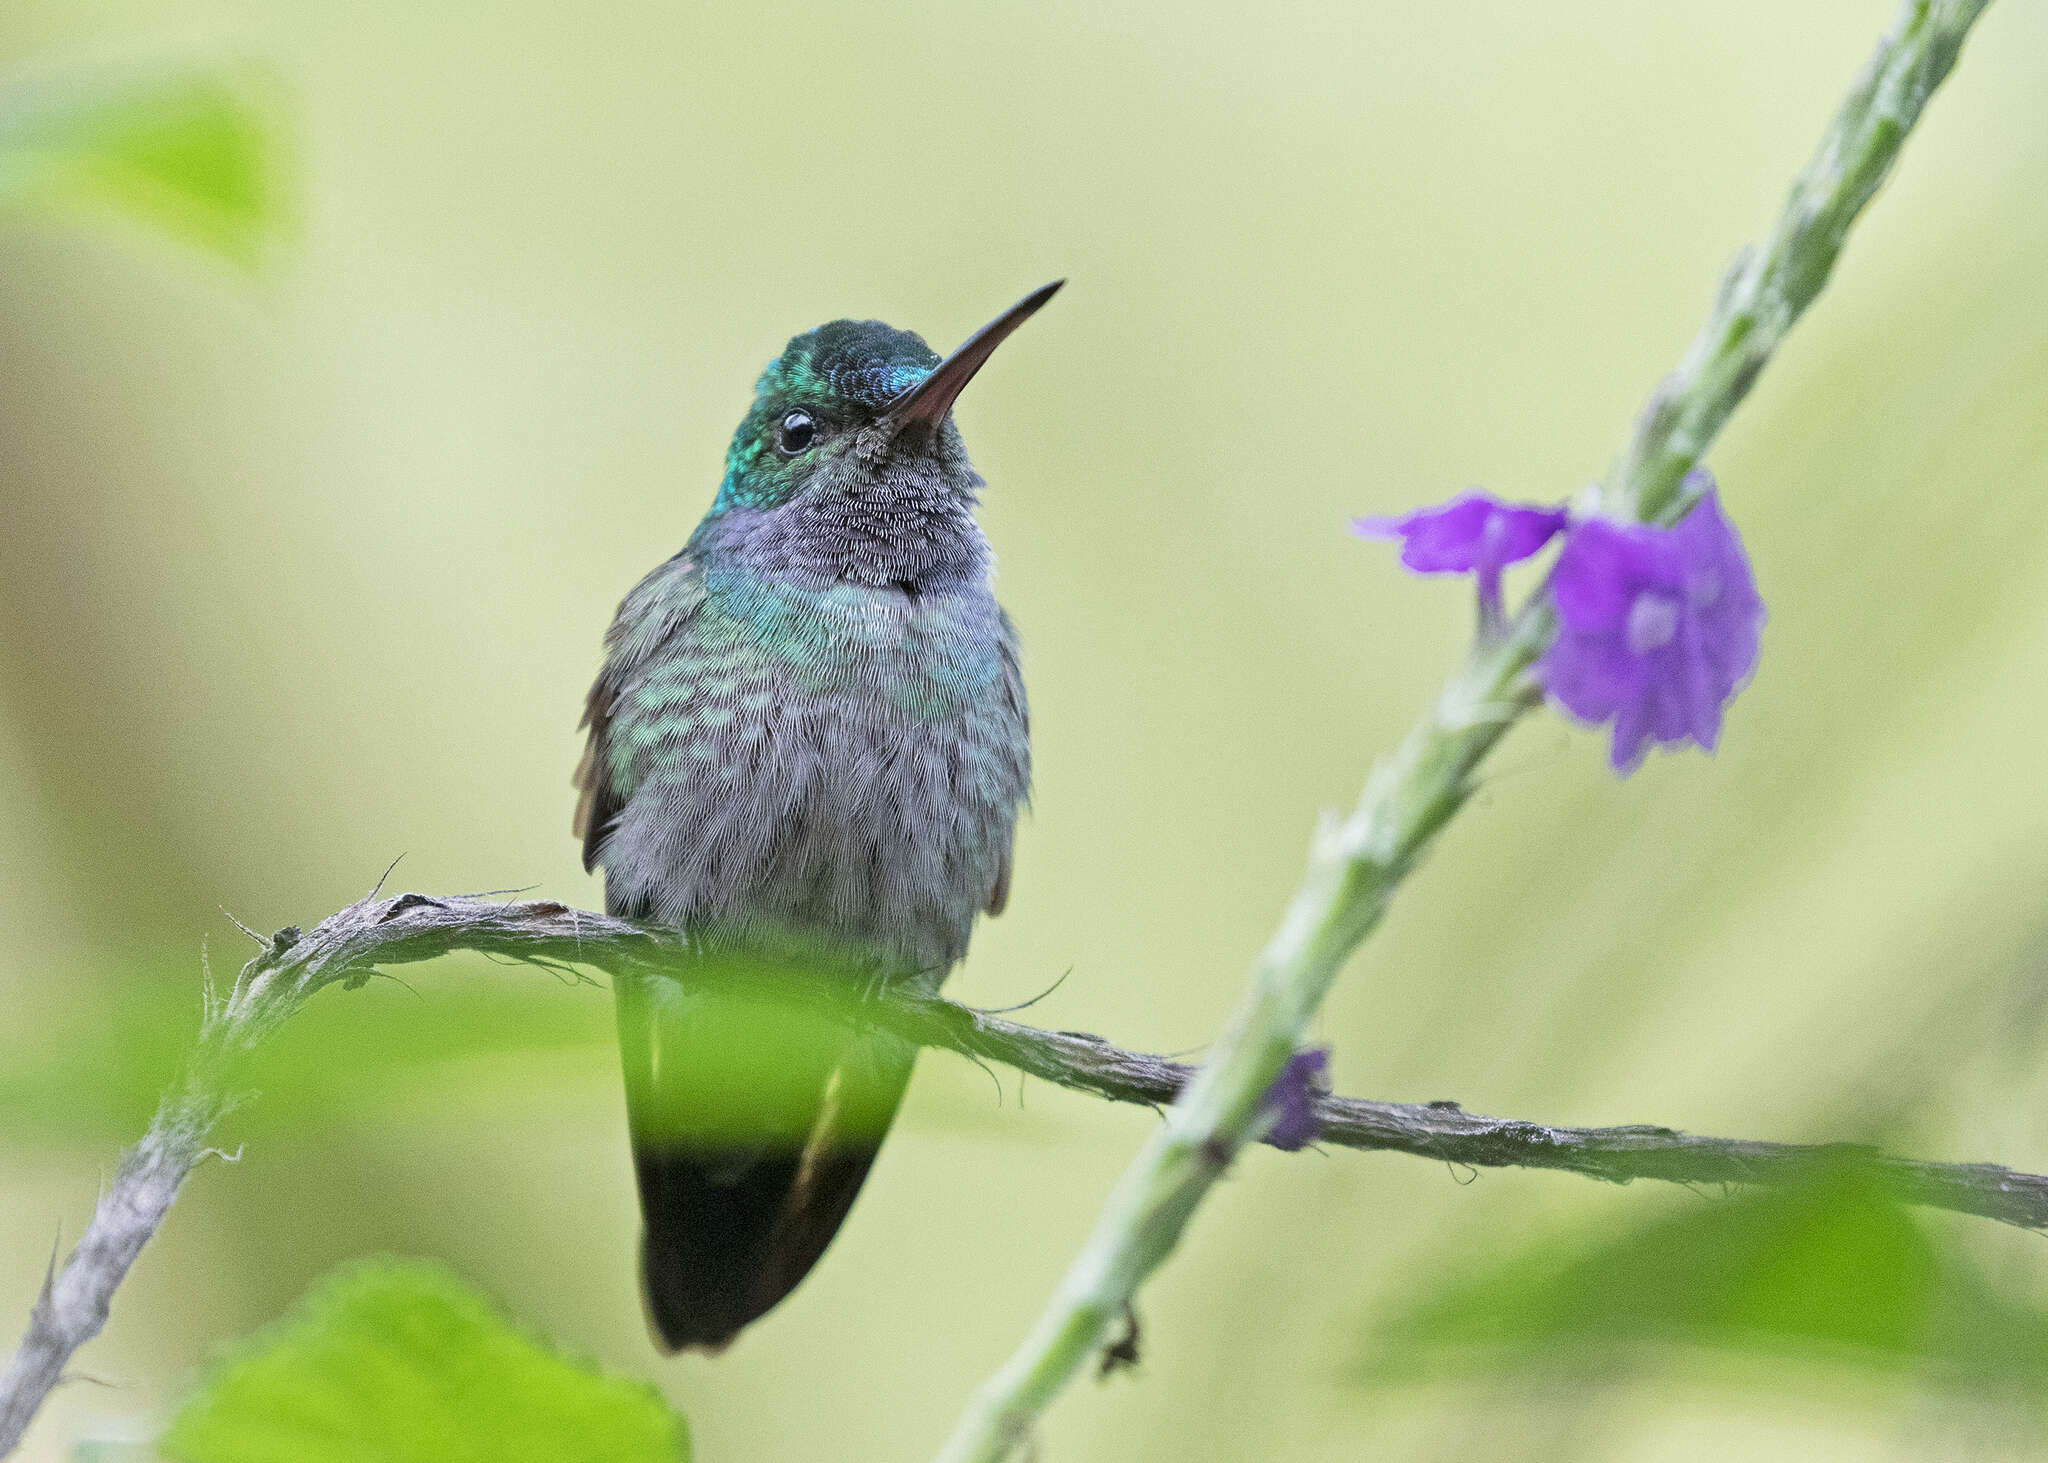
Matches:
[614,965,914,1352]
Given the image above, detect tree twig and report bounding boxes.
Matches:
[8,884,2048,1456]
[0,1091,232,1457]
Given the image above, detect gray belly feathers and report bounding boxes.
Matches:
[588,556,1029,984]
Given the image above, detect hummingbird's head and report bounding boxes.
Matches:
[699,282,1060,589]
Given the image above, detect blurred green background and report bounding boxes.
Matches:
[6,1,2048,1458]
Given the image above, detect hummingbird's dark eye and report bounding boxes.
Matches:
[778,410,816,454]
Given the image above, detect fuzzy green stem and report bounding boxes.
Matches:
[931,3,1995,1458]
[933,605,1548,1463]
[1612,0,1993,526]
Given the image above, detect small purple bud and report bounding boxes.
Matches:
[1262,1046,1331,1152]
[1540,473,1764,775]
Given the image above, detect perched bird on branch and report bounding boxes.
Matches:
[574,283,1058,1350]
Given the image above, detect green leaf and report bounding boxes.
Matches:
[0,67,288,265]
[160,1260,689,1463]
[0,952,619,1150]
[1361,1162,2048,1396]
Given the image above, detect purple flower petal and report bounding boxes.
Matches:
[1353,493,1567,580]
[1538,476,1764,776]
[1607,697,1655,776]
[1261,1046,1331,1152]
[1543,621,1646,726]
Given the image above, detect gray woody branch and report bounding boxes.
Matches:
[9,887,2048,1455]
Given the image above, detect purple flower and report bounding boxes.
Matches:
[1355,494,1569,620]
[1540,476,1764,774]
[1261,1046,1331,1151]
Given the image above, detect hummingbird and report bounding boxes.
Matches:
[573,282,1058,1351]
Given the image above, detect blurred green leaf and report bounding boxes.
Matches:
[0,67,288,265]
[160,1259,688,1463]
[0,954,619,1149]
[1361,1163,2048,1403]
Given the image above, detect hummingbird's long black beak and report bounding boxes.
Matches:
[884,280,1063,435]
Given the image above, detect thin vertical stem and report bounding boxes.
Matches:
[930,3,1998,1458]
